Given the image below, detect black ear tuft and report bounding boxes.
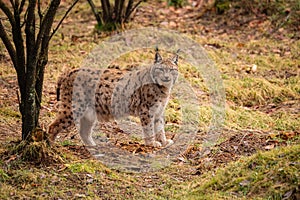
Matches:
[172,49,180,65]
[155,47,162,63]
[172,54,179,65]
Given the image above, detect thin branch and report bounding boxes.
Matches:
[20,6,28,28]
[87,0,102,24]
[114,0,120,21]
[124,0,133,22]
[49,0,79,41]
[125,0,142,22]
[37,0,43,22]
[19,0,25,13]
[0,0,16,26]
[14,0,19,9]
[10,0,26,95]
[9,0,14,7]
[0,19,17,66]
[35,0,60,53]
[101,0,111,22]
[116,0,125,23]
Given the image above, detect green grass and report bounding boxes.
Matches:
[225,77,296,107]
[60,140,77,147]
[65,160,104,173]
[181,144,300,200]
[0,107,21,119]
[0,1,299,199]
[225,106,273,130]
[272,111,300,132]
[165,98,182,124]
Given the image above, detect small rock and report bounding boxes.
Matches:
[251,64,257,72]
[160,21,168,27]
[239,180,250,187]
[264,144,275,150]
[75,194,86,198]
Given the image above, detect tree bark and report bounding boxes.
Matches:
[87,0,103,25]
[114,0,125,24]
[0,0,62,141]
[87,0,141,29]
[22,0,38,140]
[101,0,111,23]
[34,0,61,132]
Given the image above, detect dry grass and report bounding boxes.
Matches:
[0,0,299,199]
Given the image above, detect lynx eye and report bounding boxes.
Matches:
[156,68,164,72]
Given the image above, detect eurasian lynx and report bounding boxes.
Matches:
[48,50,179,147]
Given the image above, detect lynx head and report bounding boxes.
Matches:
[150,49,179,88]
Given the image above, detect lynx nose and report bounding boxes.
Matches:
[162,75,171,82]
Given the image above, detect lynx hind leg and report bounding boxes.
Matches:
[48,109,74,142]
[154,118,173,147]
[79,107,97,146]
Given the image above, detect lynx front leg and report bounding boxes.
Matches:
[48,109,74,142]
[140,109,162,147]
[154,115,173,147]
[79,107,97,146]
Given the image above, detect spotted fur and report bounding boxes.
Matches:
[48,51,179,147]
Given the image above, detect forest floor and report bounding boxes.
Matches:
[0,0,299,199]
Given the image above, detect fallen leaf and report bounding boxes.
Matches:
[282,189,294,200]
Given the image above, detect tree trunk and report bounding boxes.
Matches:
[88,0,142,30]
[0,0,62,141]
[22,0,38,140]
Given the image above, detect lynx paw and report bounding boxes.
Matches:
[163,139,174,147]
[153,141,162,148]
[145,140,162,148]
[82,138,97,147]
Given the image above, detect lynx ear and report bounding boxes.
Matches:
[172,49,180,65]
[154,47,162,63]
[172,54,179,65]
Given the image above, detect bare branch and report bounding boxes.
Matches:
[20,6,28,28]
[114,0,120,20]
[0,0,16,26]
[125,0,142,22]
[19,0,25,13]
[101,0,111,22]
[14,0,19,9]
[115,0,125,23]
[125,0,133,20]
[6,0,26,92]
[87,0,102,24]
[35,0,60,53]
[37,0,43,21]
[9,0,14,7]
[49,0,79,41]
[0,19,17,66]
